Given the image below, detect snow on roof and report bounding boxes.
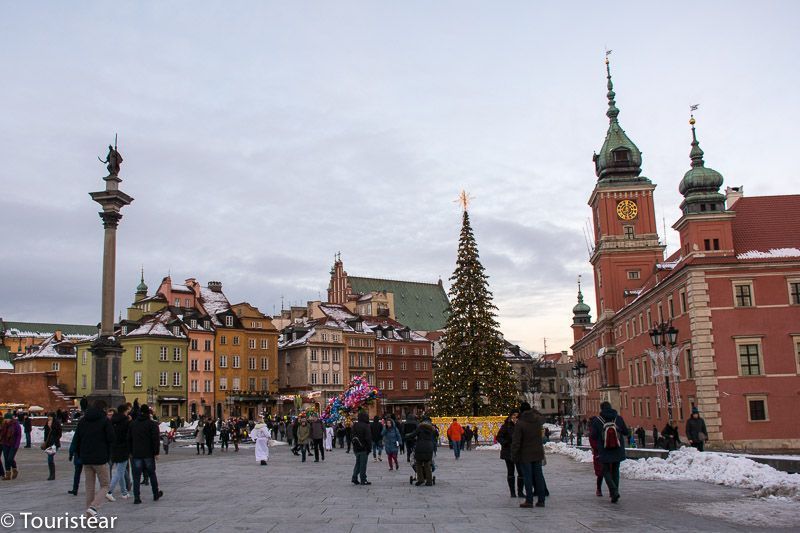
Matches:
[14,334,76,361]
[0,361,13,370]
[737,248,800,260]
[656,259,681,270]
[279,326,316,349]
[126,310,185,338]
[199,287,231,325]
[171,284,193,293]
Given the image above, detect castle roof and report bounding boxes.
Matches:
[347,276,449,331]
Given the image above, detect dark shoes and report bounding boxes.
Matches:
[360,481,371,485]
[415,481,424,486]
[351,479,360,485]
[611,492,620,503]
[67,490,78,496]
[260,460,267,465]
[425,482,433,486]
[596,489,603,497]
[154,490,163,501]
[535,502,545,507]
[133,498,142,505]
[519,502,533,508]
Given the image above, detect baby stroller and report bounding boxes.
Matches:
[409,456,436,485]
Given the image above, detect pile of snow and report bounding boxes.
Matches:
[621,447,800,500]
[545,441,592,462]
[547,442,800,501]
[544,423,562,439]
[476,443,501,451]
[30,427,74,445]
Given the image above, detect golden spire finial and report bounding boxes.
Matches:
[455,190,473,211]
[690,104,699,125]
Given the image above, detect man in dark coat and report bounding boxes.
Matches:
[636,426,646,448]
[407,417,436,486]
[403,413,418,462]
[203,418,216,455]
[350,412,373,485]
[309,414,325,462]
[127,404,163,504]
[590,401,629,503]
[685,408,709,451]
[511,402,546,508]
[496,410,523,497]
[73,400,115,517]
[22,414,32,448]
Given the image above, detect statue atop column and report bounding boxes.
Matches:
[98,136,123,176]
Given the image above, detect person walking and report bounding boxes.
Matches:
[309,414,325,462]
[495,410,523,498]
[590,401,629,504]
[23,414,32,448]
[635,426,646,448]
[651,425,659,449]
[42,412,62,480]
[588,423,605,497]
[370,416,384,462]
[336,422,345,449]
[195,418,206,454]
[344,417,353,453]
[403,414,418,462]
[463,425,473,451]
[251,421,270,465]
[324,424,334,452]
[127,405,163,505]
[407,417,436,486]
[106,404,131,501]
[219,424,230,451]
[382,418,402,471]
[296,417,311,462]
[350,412,372,485]
[511,402,546,508]
[685,408,708,451]
[232,422,241,452]
[0,413,22,480]
[73,401,115,518]
[67,435,82,495]
[446,418,464,460]
[662,420,680,451]
[203,418,216,455]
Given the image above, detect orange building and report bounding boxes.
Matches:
[12,331,78,396]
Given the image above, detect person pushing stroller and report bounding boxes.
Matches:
[406,416,437,486]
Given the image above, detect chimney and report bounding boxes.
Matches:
[207,281,223,293]
[54,330,63,342]
[726,186,744,209]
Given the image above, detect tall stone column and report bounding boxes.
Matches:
[88,146,133,410]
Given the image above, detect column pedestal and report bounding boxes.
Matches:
[87,335,126,409]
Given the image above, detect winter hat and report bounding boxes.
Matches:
[3,412,12,420]
[140,405,151,416]
[519,402,531,413]
[691,407,699,415]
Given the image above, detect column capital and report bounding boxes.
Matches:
[99,211,123,229]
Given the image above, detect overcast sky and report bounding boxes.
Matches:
[2,2,798,353]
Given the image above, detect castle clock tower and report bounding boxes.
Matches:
[589,58,665,316]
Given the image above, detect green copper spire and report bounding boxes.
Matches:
[136,267,148,294]
[593,55,648,185]
[572,276,591,325]
[679,112,725,215]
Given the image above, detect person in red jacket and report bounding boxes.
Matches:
[446,419,464,460]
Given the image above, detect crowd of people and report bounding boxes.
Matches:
[0,397,711,519]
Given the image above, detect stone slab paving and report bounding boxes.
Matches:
[0,442,797,532]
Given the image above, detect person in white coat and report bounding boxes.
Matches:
[324,424,334,452]
[251,423,270,465]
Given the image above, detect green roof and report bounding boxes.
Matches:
[348,277,449,331]
[0,321,98,338]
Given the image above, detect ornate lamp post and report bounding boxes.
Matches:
[566,361,588,419]
[647,322,682,421]
[88,139,133,409]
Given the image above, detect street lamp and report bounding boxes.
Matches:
[566,361,588,420]
[647,322,683,421]
[122,376,127,396]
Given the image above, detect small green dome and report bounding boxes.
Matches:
[572,285,592,326]
[572,300,591,315]
[136,270,148,294]
[679,121,726,214]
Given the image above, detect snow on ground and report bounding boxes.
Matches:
[546,442,800,501]
[30,427,73,445]
[684,497,800,528]
[475,443,501,451]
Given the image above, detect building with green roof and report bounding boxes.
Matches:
[326,259,449,331]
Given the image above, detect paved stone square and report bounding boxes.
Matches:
[0,442,798,532]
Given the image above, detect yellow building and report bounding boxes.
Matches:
[13,331,78,396]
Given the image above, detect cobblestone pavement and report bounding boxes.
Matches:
[0,442,798,532]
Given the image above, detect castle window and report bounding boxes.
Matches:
[613,149,630,162]
[623,226,635,239]
[713,239,720,250]
[733,282,754,307]
[788,281,800,305]
[627,271,640,280]
[747,396,768,422]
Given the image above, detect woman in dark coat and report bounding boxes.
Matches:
[495,410,523,497]
[407,417,436,486]
[42,413,62,480]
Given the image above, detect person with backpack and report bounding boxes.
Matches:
[589,401,629,504]
[106,404,131,501]
[350,412,373,485]
[511,402,546,508]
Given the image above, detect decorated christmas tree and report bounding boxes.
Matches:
[430,194,519,416]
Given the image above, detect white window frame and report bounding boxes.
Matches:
[159,371,168,387]
[733,280,754,308]
[735,338,764,376]
[746,395,769,422]
[160,346,168,361]
[225,316,234,327]
[232,355,240,368]
[134,371,142,387]
[232,377,240,391]
[219,377,227,390]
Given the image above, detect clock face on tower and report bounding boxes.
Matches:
[616,199,638,221]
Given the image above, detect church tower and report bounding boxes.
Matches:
[589,57,665,316]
